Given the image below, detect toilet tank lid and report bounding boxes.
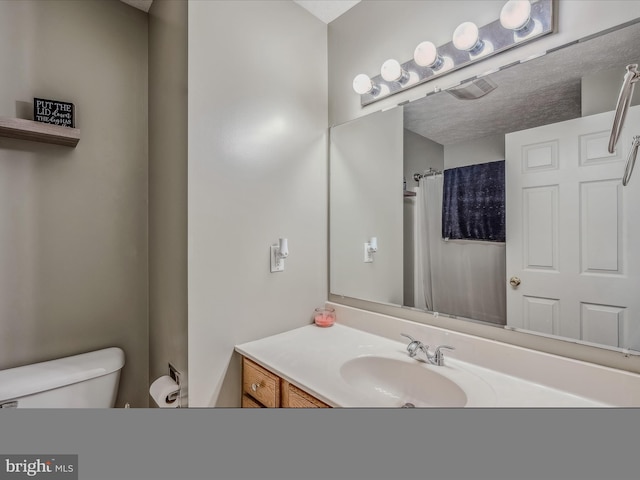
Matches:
[0,347,125,402]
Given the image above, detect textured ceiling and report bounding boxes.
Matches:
[404,21,640,145]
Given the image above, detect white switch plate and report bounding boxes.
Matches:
[271,245,284,272]
[364,243,373,263]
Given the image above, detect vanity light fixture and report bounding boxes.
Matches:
[352,0,553,106]
[270,237,288,273]
[352,73,380,95]
[364,237,378,263]
[452,22,482,54]
[452,22,494,57]
[380,59,410,85]
[413,41,452,72]
[500,0,542,40]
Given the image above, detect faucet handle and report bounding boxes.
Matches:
[434,345,455,366]
[400,333,416,342]
[400,333,419,357]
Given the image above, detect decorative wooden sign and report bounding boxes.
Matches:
[34,97,75,128]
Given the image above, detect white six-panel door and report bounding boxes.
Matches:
[506,106,640,351]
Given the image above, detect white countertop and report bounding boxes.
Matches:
[235,323,612,408]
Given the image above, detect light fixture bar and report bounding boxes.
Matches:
[357,0,553,106]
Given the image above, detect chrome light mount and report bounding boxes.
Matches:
[357,0,554,106]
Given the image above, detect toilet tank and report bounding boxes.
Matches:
[0,347,125,408]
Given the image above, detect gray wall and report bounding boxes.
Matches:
[403,129,444,190]
[0,0,149,407]
[188,0,328,407]
[148,0,188,407]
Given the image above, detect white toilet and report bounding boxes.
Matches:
[0,347,125,408]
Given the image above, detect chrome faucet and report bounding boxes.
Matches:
[400,333,455,366]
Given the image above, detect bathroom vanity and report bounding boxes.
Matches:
[235,304,640,408]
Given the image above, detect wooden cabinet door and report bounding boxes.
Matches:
[241,394,263,408]
[281,381,329,408]
[242,357,280,407]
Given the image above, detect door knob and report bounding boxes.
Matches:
[509,276,521,287]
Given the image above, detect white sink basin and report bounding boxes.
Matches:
[339,355,469,407]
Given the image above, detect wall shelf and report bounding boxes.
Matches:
[0,117,80,147]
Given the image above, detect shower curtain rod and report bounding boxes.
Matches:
[413,168,442,181]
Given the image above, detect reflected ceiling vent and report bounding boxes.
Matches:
[446,77,498,100]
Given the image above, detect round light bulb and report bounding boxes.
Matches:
[452,21,481,51]
[381,59,404,82]
[413,41,439,68]
[353,73,374,94]
[500,0,532,31]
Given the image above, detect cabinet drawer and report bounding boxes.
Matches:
[282,381,329,408]
[241,394,264,408]
[242,358,280,408]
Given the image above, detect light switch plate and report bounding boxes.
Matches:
[271,245,284,272]
[364,243,373,263]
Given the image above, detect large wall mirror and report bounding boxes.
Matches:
[330,20,640,355]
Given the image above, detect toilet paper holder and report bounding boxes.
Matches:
[166,391,180,404]
[167,363,182,406]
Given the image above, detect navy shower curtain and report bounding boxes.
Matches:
[442,160,505,242]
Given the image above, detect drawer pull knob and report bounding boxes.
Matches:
[251,382,260,392]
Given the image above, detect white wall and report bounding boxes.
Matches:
[329,1,640,126]
[188,0,328,407]
[582,67,640,117]
[330,108,404,305]
[444,134,505,169]
[0,0,149,407]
